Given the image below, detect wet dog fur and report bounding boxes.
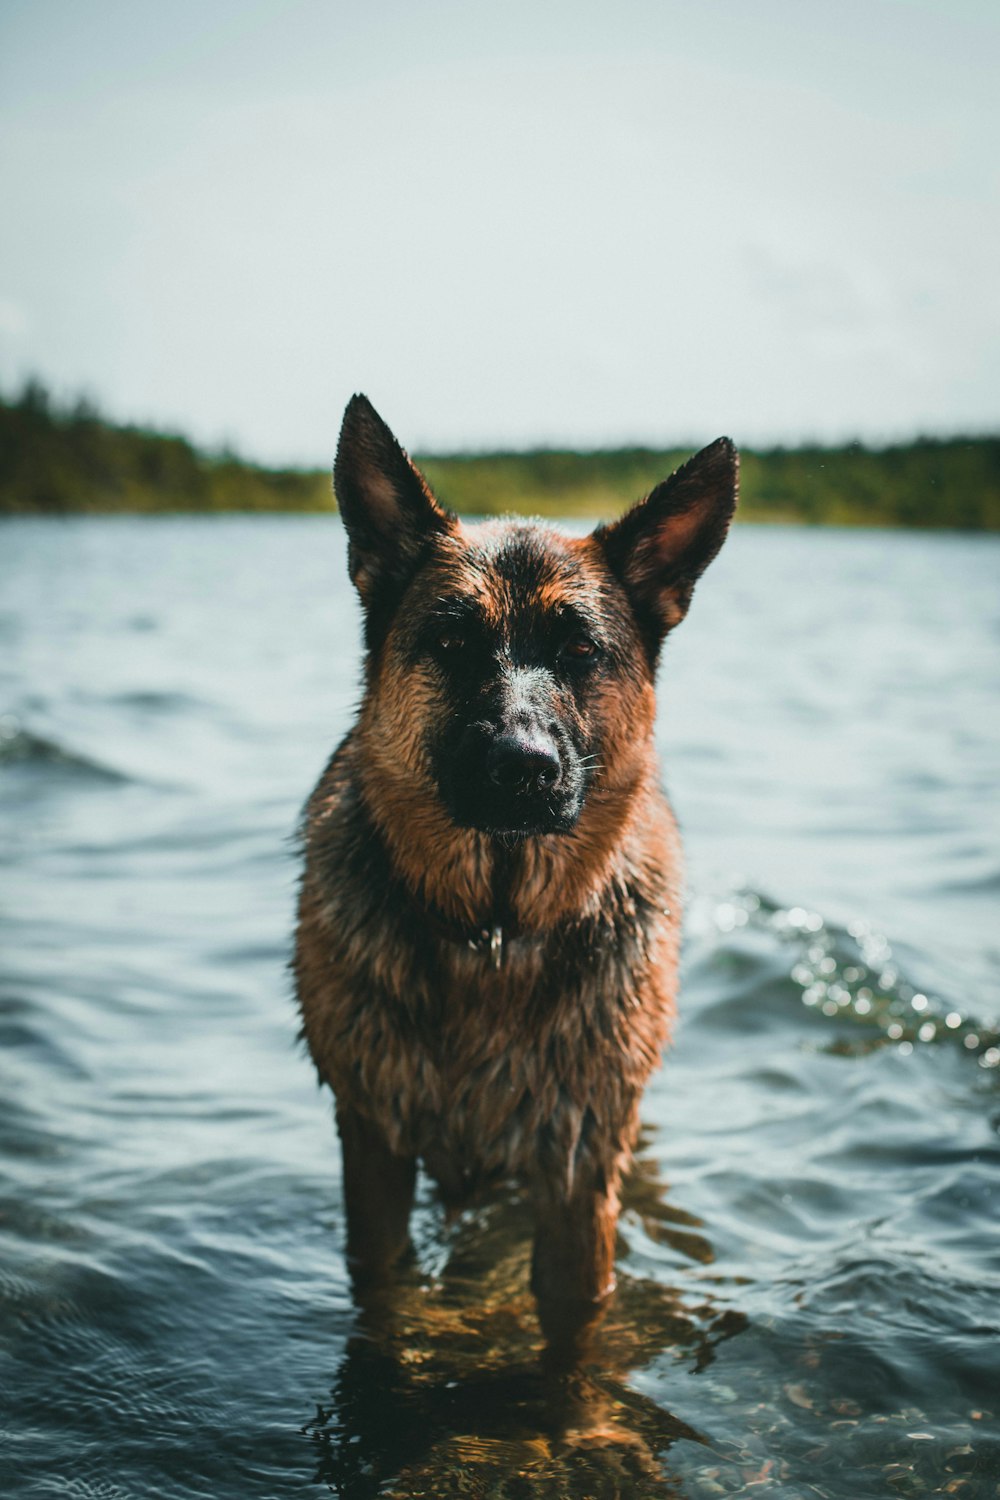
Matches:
[295,396,737,1350]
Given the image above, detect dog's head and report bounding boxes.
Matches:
[335,395,737,840]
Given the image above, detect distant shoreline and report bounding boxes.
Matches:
[3,385,998,529]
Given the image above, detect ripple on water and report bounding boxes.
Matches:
[0,718,131,784]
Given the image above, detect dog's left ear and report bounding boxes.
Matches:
[597,437,738,640]
[334,394,453,603]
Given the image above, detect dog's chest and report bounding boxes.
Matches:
[362,936,663,1186]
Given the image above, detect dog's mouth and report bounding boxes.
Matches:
[479,804,581,839]
[453,802,583,840]
[446,775,585,839]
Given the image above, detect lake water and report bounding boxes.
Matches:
[1,516,998,1499]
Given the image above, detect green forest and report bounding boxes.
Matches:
[2,381,998,528]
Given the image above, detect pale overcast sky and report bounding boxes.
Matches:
[0,0,996,462]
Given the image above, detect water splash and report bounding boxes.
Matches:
[702,888,1000,1069]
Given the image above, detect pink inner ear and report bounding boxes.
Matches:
[652,502,707,565]
[359,465,403,531]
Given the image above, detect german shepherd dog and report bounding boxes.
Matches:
[295,396,737,1350]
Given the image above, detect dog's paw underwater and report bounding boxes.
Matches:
[294,394,737,1346]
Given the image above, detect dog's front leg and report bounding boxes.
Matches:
[530,1169,621,1360]
[336,1105,416,1286]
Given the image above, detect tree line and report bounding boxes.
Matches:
[2,381,997,528]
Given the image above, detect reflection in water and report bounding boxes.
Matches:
[305,1142,746,1498]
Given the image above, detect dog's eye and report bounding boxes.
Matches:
[437,631,465,653]
[562,633,598,661]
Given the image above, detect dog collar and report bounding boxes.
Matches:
[420,905,516,969]
[480,923,506,970]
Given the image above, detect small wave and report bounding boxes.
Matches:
[0,718,129,783]
[939,867,1000,896]
[697,888,1000,1069]
[108,688,205,713]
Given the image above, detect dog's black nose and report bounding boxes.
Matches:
[487,733,561,794]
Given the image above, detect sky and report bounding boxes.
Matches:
[0,0,997,463]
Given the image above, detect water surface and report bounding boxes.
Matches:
[1,518,998,1498]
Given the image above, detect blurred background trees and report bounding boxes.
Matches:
[2,380,997,527]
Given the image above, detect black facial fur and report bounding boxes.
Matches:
[418,529,612,836]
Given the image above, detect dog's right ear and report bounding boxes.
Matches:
[334,394,453,604]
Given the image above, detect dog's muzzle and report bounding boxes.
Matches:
[444,718,583,836]
[486,729,562,796]
[436,667,586,836]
